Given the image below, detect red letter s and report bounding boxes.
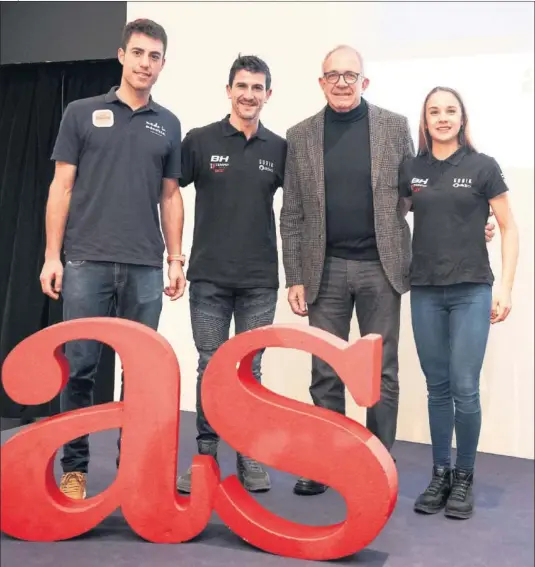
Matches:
[201,325,398,561]
[0,318,219,542]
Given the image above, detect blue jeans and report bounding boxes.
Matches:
[60,260,163,473]
[189,281,277,443]
[411,283,492,471]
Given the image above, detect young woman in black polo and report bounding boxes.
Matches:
[399,87,519,519]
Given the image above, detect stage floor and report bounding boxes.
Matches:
[1,411,533,567]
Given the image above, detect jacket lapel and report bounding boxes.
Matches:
[368,103,386,196]
[306,109,326,211]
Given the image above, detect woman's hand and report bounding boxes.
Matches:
[491,287,512,324]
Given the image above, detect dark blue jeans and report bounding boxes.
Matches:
[60,260,163,473]
[189,281,277,443]
[411,283,492,471]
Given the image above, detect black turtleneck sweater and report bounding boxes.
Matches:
[323,98,378,261]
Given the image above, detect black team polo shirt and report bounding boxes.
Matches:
[323,97,379,261]
[51,86,182,267]
[399,146,509,286]
[179,116,287,289]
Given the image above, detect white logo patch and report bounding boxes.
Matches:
[410,177,428,192]
[146,121,166,137]
[453,178,472,188]
[210,155,230,172]
[92,109,114,128]
[259,159,274,173]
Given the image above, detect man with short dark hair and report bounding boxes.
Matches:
[40,19,185,500]
[176,55,286,494]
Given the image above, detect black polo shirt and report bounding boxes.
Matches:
[179,116,286,288]
[51,86,182,267]
[399,147,509,286]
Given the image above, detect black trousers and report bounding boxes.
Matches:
[189,281,278,445]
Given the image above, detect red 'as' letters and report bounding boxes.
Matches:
[0,318,398,561]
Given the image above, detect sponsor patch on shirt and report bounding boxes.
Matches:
[92,109,114,128]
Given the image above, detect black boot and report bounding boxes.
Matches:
[445,468,474,519]
[236,454,271,492]
[177,439,219,494]
[414,466,452,514]
[293,477,328,496]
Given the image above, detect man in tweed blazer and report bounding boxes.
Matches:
[280,45,414,496]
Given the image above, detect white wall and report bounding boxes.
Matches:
[124,1,534,459]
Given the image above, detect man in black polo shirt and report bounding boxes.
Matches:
[176,55,286,494]
[39,19,184,500]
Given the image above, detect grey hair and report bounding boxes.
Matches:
[322,45,365,75]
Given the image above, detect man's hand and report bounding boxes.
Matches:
[164,260,186,300]
[485,211,496,243]
[40,259,64,300]
[288,285,308,316]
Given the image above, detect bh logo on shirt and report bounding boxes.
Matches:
[210,155,230,173]
[259,159,274,173]
[411,177,428,193]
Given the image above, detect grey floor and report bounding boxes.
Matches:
[1,411,533,567]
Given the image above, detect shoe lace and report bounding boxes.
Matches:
[450,478,471,501]
[61,472,84,491]
[425,474,447,496]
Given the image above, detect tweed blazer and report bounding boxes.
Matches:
[280,102,415,305]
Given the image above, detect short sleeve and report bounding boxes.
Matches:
[277,140,288,188]
[51,103,81,165]
[483,157,509,200]
[178,130,197,187]
[398,158,412,198]
[163,117,182,180]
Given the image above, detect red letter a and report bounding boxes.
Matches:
[201,325,398,561]
[1,318,218,542]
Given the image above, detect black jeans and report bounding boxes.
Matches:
[60,260,163,473]
[189,281,278,443]
[307,257,401,451]
[411,283,491,471]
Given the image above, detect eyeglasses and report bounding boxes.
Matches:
[323,71,361,85]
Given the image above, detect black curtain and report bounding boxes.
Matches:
[0,59,122,421]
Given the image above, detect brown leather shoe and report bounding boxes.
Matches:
[59,472,87,500]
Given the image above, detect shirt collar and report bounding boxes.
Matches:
[104,86,159,113]
[221,115,268,140]
[426,145,469,166]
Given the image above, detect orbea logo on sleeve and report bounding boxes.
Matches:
[92,109,114,128]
